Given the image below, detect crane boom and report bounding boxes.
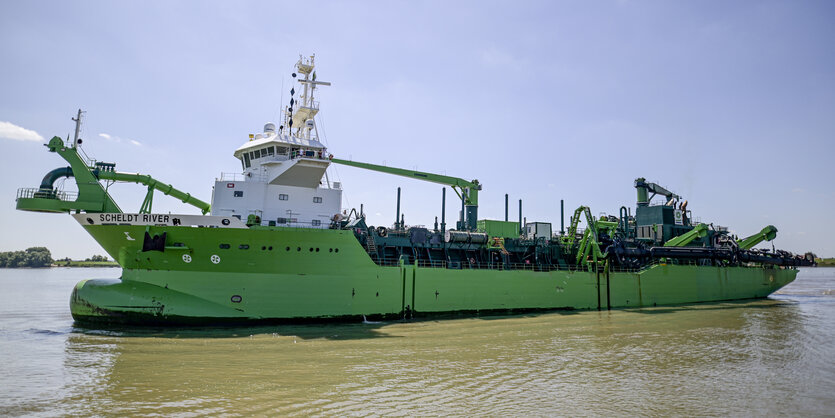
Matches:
[635,177,681,206]
[330,157,482,230]
[330,158,480,204]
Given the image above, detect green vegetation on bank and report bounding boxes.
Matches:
[0,249,118,268]
[55,254,119,267]
[815,258,835,267]
[55,260,119,267]
[0,247,53,267]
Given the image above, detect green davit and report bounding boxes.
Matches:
[16,59,816,327]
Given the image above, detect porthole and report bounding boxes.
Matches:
[329,248,333,253]
[239,244,250,250]
[219,243,231,249]
[335,248,339,253]
[297,247,301,251]
[309,248,313,252]
[315,248,320,252]
[286,246,290,251]
[261,246,266,250]
[268,246,273,251]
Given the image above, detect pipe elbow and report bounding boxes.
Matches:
[39,166,74,191]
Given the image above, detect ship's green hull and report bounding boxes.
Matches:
[69,223,798,325]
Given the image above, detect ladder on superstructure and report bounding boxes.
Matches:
[366,234,378,256]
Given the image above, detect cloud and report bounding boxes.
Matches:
[0,121,44,142]
[99,132,141,146]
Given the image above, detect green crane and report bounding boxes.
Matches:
[737,225,778,250]
[16,136,210,215]
[635,177,681,206]
[330,158,481,230]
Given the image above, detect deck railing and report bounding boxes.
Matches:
[16,187,78,202]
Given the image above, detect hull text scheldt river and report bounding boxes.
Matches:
[15,55,815,326]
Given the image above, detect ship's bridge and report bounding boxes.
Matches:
[232,124,331,188]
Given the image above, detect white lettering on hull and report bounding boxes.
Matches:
[73,213,247,229]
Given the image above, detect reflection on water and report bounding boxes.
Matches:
[1,268,833,415]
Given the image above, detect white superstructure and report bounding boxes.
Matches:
[210,55,342,227]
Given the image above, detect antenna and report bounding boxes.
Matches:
[71,109,85,148]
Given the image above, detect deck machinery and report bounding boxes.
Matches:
[329,168,815,273]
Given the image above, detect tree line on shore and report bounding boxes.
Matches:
[0,247,53,268]
[0,248,112,268]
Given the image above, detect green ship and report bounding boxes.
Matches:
[16,56,816,326]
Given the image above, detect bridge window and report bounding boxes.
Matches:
[243,153,250,168]
[266,147,274,156]
[277,147,288,155]
[312,220,321,226]
[254,149,261,159]
[279,194,289,201]
[313,197,322,203]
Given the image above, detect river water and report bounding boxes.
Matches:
[0,267,833,416]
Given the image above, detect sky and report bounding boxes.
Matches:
[1,0,833,259]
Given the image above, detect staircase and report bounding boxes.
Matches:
[366,234,378,255]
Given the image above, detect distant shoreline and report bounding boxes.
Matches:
[816,258,835,267]
[52,261,120,268]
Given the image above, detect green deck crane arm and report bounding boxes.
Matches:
[737,225,778,250]
[330,158,481,205]
[663,223,709,247]
[635,177,681,205]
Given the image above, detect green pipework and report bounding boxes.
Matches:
[737,225,778,250]
[663,223,709,247]
[16,135,209,215]
[16,136,122,213]
[96,171,211,215]
[576,216,618,269]
[562,206,590,246]
[38,167,74,191]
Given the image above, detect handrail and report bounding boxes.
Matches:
[17,187,78,202]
